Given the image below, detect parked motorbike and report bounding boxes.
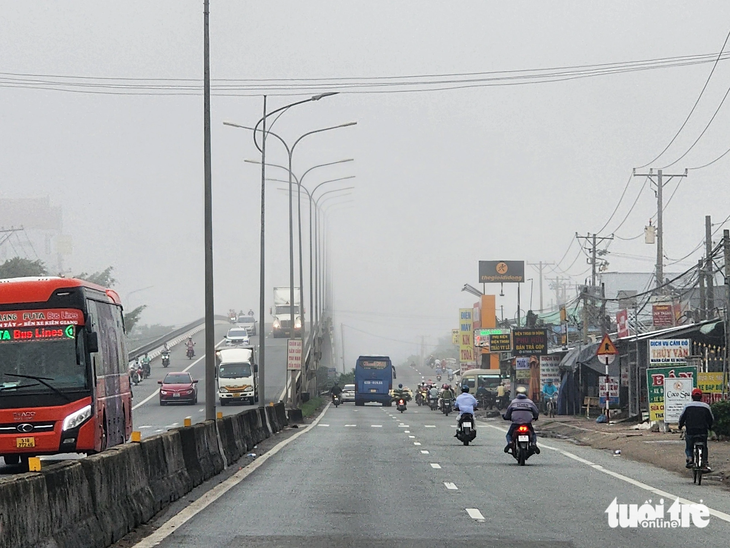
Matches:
[456,412,477,446]
[396,398,407,413]
[186,346,195,359]
[441,398,453,416]
[161,350,170,368]
[333,393,341,407]
[507,422,539,465]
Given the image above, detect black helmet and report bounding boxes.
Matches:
[398,383,403,389]
[461,385,469,393]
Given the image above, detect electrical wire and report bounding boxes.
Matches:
[609,177,649,234]
[637,27,730,168]
[594,173,634,235]
[688,143,730,170]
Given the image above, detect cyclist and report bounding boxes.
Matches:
[678,388,714,471]
[542,379,558,411]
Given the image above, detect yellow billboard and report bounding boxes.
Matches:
[459,308,474,365]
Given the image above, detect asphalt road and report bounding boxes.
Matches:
[139,364,730,548]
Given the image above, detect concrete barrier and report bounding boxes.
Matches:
[0,402,290,548]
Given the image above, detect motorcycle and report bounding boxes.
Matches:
[141,359,151,379]
[333,393,341,407]
[507,422,539,465]
[161,350,170,368]
[455,412,477,446]
[416,390,427,406]
[495,390,511,410]
[186,346,195,359]
[429,396,439,411]
[396,398,407,413]
[436,374,442,382]
[441,398,453,416]
[129,364,143,386]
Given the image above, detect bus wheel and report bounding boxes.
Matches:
[3,455,20,466]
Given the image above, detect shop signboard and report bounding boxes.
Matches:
[616,309,629,338]
[515,356,530,380]
[539,355,561,386]
[663,377,693,423]
[646,365,696,422]
[697,372,730,404]
[599,376,619,406]
[648,339,690,364]
[478,260,524,283]
[459,308,475,366]
[652,304,674,327]
[512,328,548,356]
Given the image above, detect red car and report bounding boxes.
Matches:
[158,372,198,405]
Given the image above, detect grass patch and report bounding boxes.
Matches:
[301,396,323,418]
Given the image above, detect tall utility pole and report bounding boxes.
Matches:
[632,168,688,289]
[724,230,730,400]
[706,215,714,315]
[527,261,554,312]
[202,0,216,421]
[575,233,613,286]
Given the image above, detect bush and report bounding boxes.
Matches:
[711,400,730,437]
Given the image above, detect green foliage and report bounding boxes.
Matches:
[711,400,730,437]
[0,257,48,278]
[337,369,355,385]
[75,266,116,287]
[123,305,147,334]
[301,396,323,417]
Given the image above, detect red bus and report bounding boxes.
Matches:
[0,277,132,465]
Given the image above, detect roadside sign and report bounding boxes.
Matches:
[287,339,302,370]
[596,334,618,356]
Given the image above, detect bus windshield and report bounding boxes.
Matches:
[0,326,87,394]
[219,362,252,379]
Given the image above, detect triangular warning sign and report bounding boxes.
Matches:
[596,334,618,355]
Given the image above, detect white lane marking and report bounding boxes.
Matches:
[132,337,225,411]
[138,425,151,429]
[318,424,330,427]
[154,429,163,433]
[133,403,331,548]
[398,424,409,427]
[404,430,410,433]
[485,424,730,524]
[421,450,429,454]
[165,423,179,428]
[198,408,204,412]
[425,425,436,428]
[408,435,416,439]
[430,463,441,469]
[466,508,485,521]
[371,425,382,428]
[414,442,421,446]
[444,482,458,490]
[344,424,357,427]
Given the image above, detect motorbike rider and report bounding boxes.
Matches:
[141,353,151,377]
[503,386,540,453]
[439,383,455,409]
[678,388,714,471]
[330,381,343,403]
[185,337,195,354]
[428,384,440,406]
[392,383,408,403]
[454,385,478,436]
[162,341,169,352]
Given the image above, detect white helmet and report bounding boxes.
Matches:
[516,386,527,395]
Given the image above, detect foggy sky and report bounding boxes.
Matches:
[2,2,730,367]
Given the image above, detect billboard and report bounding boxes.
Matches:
[512,328,548,356]
[616,309,629,338]
[648,339,690,365]
[539,355,561,386]
[459,308,475,365]
[478,261,525,283]
[474,328,511,351]
[646,365,697,421]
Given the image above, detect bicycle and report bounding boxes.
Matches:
[692,440,706,485]
[545,396,557,418]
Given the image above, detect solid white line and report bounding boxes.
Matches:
[466,508,485,521]
[131,337,225,411]
[133,403,330,548]
[430,463,441,469]
[485,424,730,524]
[444,482,458,490]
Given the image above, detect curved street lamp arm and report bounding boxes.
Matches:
[311,175,356,199]
[244,159,300,185]
[223,122,291,156]
[291,122,357,157]
[300,158,354,186]
[314,187,355,207]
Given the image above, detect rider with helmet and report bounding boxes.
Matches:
[503,386,540,453]
[439,383,455,409]
[679,388,714,471]
[330,381,343,403]
[454,385,478,435]
[392,383,410,402]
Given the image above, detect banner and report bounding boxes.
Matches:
[646,366,697,421]
[515,357,530,380]
[512,328,548,356]
[616,309,629,338]
[648,339,690,364]
[459,309,475,365]
[599,376,619,406]
[287,339,302,370]
[663,377,693,423]
[697,372,730,404]
[539,355,561,386]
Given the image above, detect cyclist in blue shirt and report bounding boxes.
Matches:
[542,379,558,399]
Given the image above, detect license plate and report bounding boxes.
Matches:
[370,389,377,393]
[173,393,180,398]
[517,435,529,442]
[16,437,35,448]
[462,422,472,428]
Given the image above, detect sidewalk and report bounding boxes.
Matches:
[535,415,730,488]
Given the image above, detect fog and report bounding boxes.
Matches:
[2,2,730,368]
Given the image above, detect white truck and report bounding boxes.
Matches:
[271,286,301,338]
[216,346,258,406]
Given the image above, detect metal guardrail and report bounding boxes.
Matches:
[128,314,228,361]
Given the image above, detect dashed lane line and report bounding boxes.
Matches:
[414,442,422,446]
[371,425,383,428]
[430,463,441,469]
[466,508,485,522]
[421,450,429,454]
[445,482,458,490]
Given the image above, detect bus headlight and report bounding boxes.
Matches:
[62,405,92,431]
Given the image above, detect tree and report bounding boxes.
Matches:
[124,305,146,333]
[0,257,48,278]
[75,266,117,287]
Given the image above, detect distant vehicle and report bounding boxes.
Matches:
[0,277,132,466]
[216,347,258,405]
[341,383,355,402]
[158,372,198,405]
[355,355,394,407]
[236,315,257,336]
[271,286,301,338]
[225,327,250,346]
[460,369,505,395]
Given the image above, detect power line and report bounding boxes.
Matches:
[637,27,730,168]
[594,173,633,235]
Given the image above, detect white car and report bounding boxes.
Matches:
[225,327,250,346]
[341,384,355,402]
[236,315,257,336]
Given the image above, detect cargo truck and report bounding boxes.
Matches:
[271,286,301,338]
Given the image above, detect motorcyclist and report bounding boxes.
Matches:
[330,381,343,403]
[454,385,478,435]
[162,341,169,352]
[439,384,455,409]
[428,384,440,406]
[141,353,151,378]
[248,309,255,316]
[185,337,195,355]
[503,386,540,454]
[679,388,714,471]
[392,383,408,403]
